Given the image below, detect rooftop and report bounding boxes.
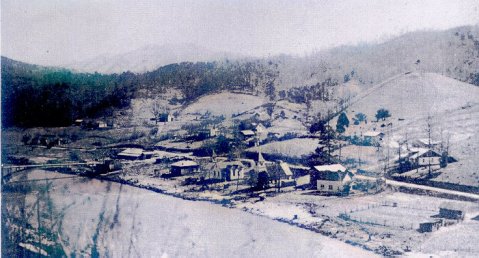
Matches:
[171,160,198,167]
[118,148,144,157]
[314,164,347,172]
[279,162,293,176]
[363,131,383,137]
[241,130,255,136]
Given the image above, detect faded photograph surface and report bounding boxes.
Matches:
[2,1,479,257]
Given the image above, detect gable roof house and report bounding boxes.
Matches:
[170,160,199,176]
[408,148,442,166]
[310,164,353,194]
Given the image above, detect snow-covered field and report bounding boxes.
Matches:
[182,92,266,117]
[247,138,318,158]
[16,170,376,257]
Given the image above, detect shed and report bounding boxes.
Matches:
[170,160,199,176]
[439,203,465,220]
[158,113,174,122]
[419,219,442,233]
[96,121,108,128]
[74,119,84,126]
[241,130,255,137]
[117,148,144,160]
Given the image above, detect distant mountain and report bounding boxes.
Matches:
[65,43,245,74]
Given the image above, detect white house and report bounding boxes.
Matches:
[310,164,352,194]
[96,121,108,129]
[408,148,442,166]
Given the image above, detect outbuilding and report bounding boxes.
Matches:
[419,219,443,233]
[170,160,199,176]
[439,203,465,220]
[117,148,144,160]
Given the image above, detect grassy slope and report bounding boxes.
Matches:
[341,72,479,186]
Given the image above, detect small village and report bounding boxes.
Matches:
[4,95,477,256]
[3,5,479,255]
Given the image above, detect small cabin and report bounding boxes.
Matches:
[170,160,199,176]
[419,219,442,233]
[241,130,256,138]
[117,148,144,160]
[96,121,108,129]
[74,119,84,126]
[158,113,174,122]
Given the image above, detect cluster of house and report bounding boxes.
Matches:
[418,203,465,233]
[168,154,353,194]
[114,145,354,194]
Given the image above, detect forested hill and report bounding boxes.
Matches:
[1,57,279,127]
[2,25,479,128]
[1,57,137,127]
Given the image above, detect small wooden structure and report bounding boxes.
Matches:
[170,160,199,176]
[419,219,442,233]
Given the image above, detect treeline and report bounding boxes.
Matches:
[138,59,278,101]
[279,77,339,104]
[1,57,279,127]
[2,57,136,127]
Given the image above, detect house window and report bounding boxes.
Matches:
[328,185,333,190]
[320,184,325,189]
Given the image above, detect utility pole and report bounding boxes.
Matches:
[426,117,432,177]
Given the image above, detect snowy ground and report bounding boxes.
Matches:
[6,170,377,257]
[182,92,266,117]
[247,138,318,158]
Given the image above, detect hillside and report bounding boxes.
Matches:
[59,26,479,91]
[340,72,479,186]
[274,25,479,89]
[346,72,479,120]
[181,92,266,117]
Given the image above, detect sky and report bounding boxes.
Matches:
[2,0,479,66]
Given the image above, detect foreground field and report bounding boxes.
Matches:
[3,170,376,257]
